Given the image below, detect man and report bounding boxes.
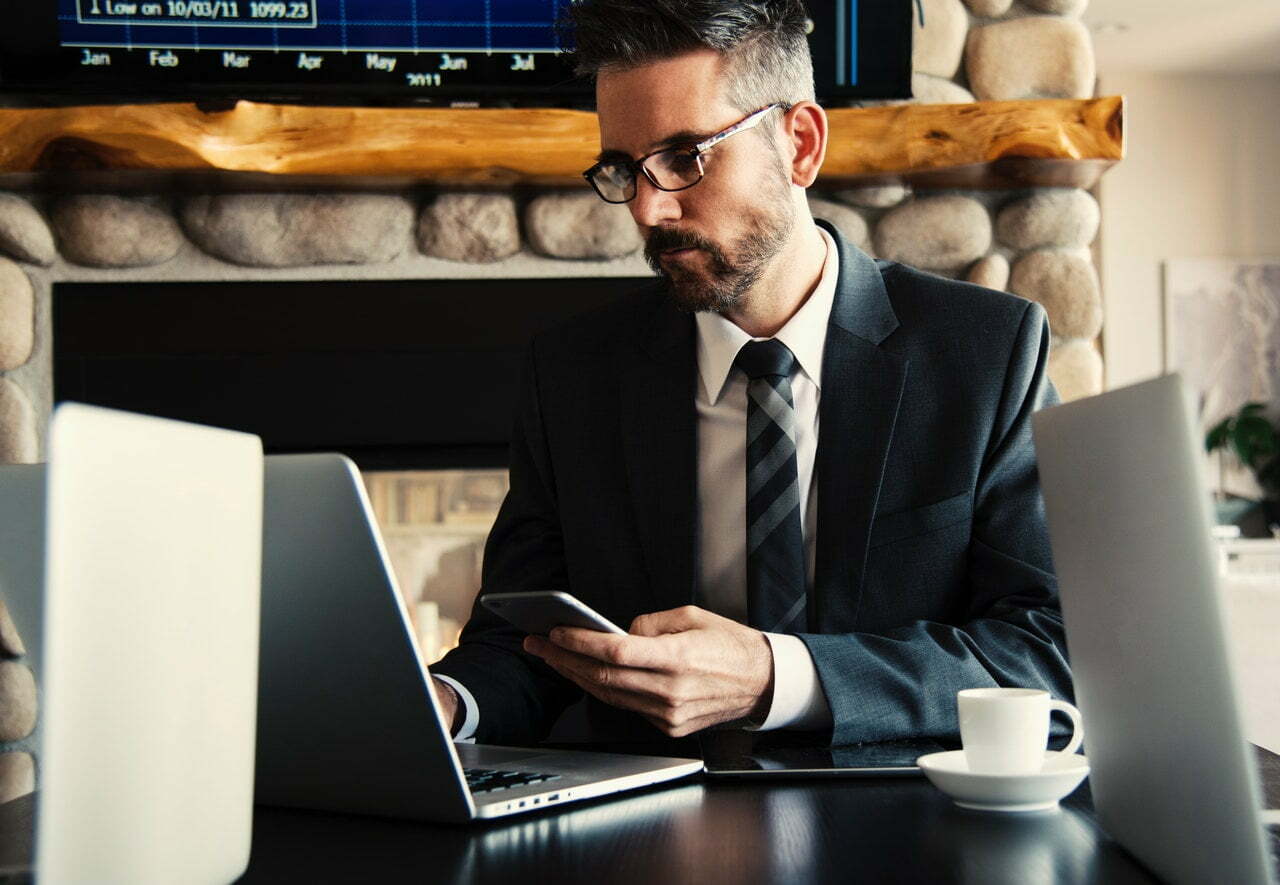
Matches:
[429,0,1070,748]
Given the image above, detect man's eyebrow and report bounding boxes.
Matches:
[593,129,716,164]
[594,147,634,164]
[650,128,714,150]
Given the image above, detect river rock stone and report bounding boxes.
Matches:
[833,184,911,209]
[965,17,1096,101]
[0,258,33,371]
[53,196,183,268]
[1048,339,1103,402]
[966,254,1011,291]
[0,194,56,267]
[911,74,976,104]
[0,598,25,658]
[809,197,872,255]
[912,0,969,79]
[0,379,37,465]
[963,0,1014,16]
[1023,0,1089,15]
[1009,250,1102,340]
[874,195,992,272]
[524,193,641,259]
[418,192,521,262]
[0,662,36,741]
[182,194,413,267]
[0,753,34,804]
[996,189,1100,250]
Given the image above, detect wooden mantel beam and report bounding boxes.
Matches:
[824,95,1123,188]
[0,96,1123,191]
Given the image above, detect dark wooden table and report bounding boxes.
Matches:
[3,747,1274,883]
[239,775,1156,884]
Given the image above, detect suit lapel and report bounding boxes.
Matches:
[812,221,909,631]
[620,296,698,615]
[617,222,906,628]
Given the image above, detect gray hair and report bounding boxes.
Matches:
[563,0,816,112]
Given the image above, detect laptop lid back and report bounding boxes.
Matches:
[1032,374,1273,885]
[255,453,474,822]
[36,404,263,885]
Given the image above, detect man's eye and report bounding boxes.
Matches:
[667,152,699,175]
[603,164,632,184]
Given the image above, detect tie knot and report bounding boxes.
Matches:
[735,339,796,380]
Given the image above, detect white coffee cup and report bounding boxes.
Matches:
[957,687,1083,775]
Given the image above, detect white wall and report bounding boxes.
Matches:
[1098,72,1280,389]
[1099,76,1280,753]
[1223,575,1280,754]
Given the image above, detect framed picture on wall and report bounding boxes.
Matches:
[1163,258,1280,498]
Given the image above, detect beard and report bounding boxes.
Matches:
[643,172,795,315]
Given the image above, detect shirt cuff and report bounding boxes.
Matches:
[753,632,833,731]
[432,673,479,743]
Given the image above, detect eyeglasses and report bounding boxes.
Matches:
[583,103,787,204]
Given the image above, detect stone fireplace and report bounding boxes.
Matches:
[0,181,1105,465]
[0,0,1113,801]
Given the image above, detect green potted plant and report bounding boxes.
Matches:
[1205,401,1280,527]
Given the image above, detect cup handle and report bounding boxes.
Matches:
[1049,699,1084,755]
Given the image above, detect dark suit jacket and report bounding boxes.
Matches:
[432,221,1070,747]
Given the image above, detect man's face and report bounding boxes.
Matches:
[595,50,796,314]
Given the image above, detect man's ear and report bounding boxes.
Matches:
[783,101,828,188]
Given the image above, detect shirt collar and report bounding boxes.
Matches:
[695,225,839,405]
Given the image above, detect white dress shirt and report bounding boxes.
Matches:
[444,225,840,740]
[693,225,836,730]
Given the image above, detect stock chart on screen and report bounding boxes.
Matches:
[55,0,574,96]
[61,0,569,52]
[0,2,908,104]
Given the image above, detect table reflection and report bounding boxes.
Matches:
[462,784,707,882]
[242,775,1158,884]
[926,800,1154,884]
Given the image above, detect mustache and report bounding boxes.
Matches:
[644,227,730,278]
[645,227,716,257]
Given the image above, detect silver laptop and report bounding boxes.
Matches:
[1033,373,1279,885]
[254,454,701,822]
[1,404,265,885]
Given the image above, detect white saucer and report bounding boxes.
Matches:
[916,750,1090,813]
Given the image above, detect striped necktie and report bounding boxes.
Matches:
[734,339,807,634]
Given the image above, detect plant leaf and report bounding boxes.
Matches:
[1234,415,1277,466]
[1206,418,1232,452]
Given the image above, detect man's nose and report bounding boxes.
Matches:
[628,173,683,230]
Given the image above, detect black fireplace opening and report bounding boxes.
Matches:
[53,277,650,470]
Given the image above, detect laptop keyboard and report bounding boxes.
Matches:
[464,767,562,795]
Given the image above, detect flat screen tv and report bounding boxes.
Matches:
[0,1,912,106]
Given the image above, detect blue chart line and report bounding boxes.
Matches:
[835,1,858,86]
[59,0,569,52]
[849,0,858,86]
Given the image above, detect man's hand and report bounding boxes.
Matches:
[522,605,774,738]
[431,676,462,735]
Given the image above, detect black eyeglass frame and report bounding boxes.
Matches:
[582,102,789,204]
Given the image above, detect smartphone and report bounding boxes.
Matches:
[479,590,626,636]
